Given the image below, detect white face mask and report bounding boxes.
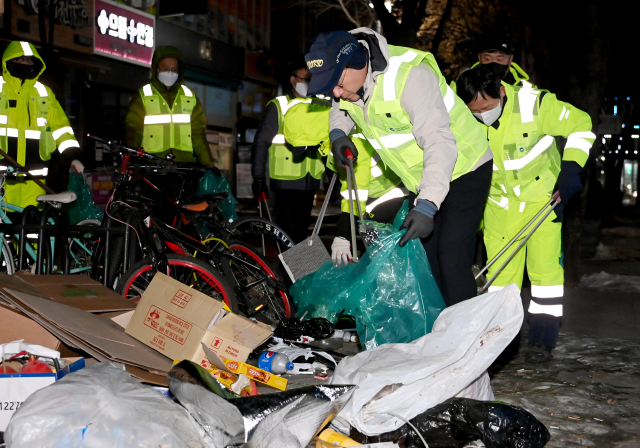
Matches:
[294,81,308,97]
[158,70,179,87]
[473,99,502,126]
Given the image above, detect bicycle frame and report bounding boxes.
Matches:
[0,196,94,274]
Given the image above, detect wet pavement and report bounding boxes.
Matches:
[491,331,640,447]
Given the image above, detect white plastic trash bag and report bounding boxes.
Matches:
[5,362,214,448]
[331,284,523,436]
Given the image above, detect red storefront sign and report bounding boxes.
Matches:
[94,0,155,67]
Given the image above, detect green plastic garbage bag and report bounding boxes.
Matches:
[196,169,239,224]
[290,208,445,350]
[67,172,103,225]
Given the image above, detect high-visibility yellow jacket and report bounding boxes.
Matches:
[0,41,79,207]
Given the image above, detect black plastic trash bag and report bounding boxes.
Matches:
[357,398,550,448]
[168,360,355,448]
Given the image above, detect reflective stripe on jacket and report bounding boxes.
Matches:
[0,41,78,171]
[141,83,196,153]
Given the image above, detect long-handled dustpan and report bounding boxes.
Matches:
[476,192,561,295]
[279,173,337,283]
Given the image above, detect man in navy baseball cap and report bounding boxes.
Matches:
[305,30,367,97]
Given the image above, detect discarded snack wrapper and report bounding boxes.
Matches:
[203,343,288,391]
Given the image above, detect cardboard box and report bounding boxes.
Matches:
[126,273,273,365]
[0,357,85,430]
[203,345,287,391]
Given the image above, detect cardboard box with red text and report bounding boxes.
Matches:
[125,273,273,365]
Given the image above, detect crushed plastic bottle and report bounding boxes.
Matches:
[258,351,294,374]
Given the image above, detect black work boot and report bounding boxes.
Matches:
[525,342,552,363]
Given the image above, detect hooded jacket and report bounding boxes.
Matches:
[0,41,79,170]
[124,46,213,165]
[328,28,460,209]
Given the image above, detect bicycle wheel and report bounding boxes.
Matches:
[68,219,101,275]
[0,237,15,275]
[228,216,294,261]
[221,240,292,322]
[117,254,238,312]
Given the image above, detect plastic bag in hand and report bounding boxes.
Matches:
[290,213,445,350]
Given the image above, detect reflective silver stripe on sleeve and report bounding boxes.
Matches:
[58,140,80,152]
[565,131,596,155]
[52,126,74,140]
[142,84,153,96]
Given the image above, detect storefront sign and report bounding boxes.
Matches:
[94,0,155,67]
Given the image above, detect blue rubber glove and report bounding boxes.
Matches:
[399,199,437,247]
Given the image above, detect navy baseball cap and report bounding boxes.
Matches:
[305,30,367,96]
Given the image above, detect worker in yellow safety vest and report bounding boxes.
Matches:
[0,41,80,208]
[457,66,595,362]
[305,29,494,306]
[250,63,326,243]
[125,46,213,166]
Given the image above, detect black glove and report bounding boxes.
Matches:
[554,161,582,223]
[332,135,358,169]
[399,200,437,247]
[252,178,269,200]
[206,165,222,176]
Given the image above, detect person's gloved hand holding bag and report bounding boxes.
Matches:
[399,199,437,247]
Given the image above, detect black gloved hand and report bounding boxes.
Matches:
[252,178,269,200]
[399,199,437,247]
[206,164,222,177]
[553,161,582,223]
[332,135,358,169]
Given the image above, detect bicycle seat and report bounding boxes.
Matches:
[36,191,77,204]
[180,201,209,212]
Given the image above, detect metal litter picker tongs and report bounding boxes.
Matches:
[344,149,363,261]
[475,191,561,295]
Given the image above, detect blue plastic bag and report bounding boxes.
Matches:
[66,172,103,225]
[196,170,239,224]
[290,205,445,350]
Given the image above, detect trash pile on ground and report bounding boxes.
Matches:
[0,250,551,447]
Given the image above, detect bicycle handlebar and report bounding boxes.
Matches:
[87,134,172,163]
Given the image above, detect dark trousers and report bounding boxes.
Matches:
[274,189,316,244]
[410,161,493,307]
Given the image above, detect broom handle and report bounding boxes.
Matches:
[312,172,337,236]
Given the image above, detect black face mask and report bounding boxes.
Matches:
[6,60,41,80]
[482,62,510,79]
